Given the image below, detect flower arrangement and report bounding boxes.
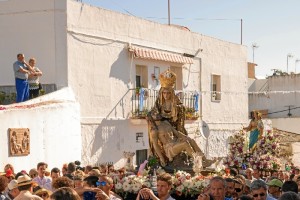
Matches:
[172,170,208,197]
[224,128,282,171]
[113,169,210,199]
[114,175,151,198]
[185,107,199,120]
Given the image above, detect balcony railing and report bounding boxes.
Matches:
[130,88,200,120]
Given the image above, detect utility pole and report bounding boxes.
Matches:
[168,0,171,25]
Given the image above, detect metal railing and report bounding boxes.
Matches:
[130,88,199,119]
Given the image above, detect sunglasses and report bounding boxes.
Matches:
[96,181,107,186]
[253,193,266,197]
[235,188,242,192]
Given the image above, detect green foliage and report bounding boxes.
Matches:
[131,108,149,119]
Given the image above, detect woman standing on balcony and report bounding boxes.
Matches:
[28,58,43,99]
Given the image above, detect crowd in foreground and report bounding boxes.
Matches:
[1,161,300,200]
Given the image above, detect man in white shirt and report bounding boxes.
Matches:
[32,162,52,191]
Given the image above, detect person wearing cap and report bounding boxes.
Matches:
[14,174,43,200]
[233,177,245,200]
[267,179,282,199]
[4,179,20,200]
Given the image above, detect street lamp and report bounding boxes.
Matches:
[252,43,259,63]
[287,53,293,73]
[295,59,300,73]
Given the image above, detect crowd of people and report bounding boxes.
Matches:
[13,53,43,103]
[195,167,300,200]
[1,161,300,200]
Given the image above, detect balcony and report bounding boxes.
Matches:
[130,88,200,121]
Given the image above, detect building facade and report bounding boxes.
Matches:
[0,0,248,170]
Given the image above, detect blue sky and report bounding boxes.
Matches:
[82,0,300,78]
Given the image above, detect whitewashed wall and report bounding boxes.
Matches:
[249,75,300,118]
[0,0,68,89]
[272,118,300,166]
[0,88,81,172]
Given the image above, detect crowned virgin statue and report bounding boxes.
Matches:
[147,69,212,168]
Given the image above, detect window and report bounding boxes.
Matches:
[136,75,141,88]
[136,65,148,88]
[136,149,148,166]
[212,74,221,101]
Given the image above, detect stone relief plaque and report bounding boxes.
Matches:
[8,128,30,156]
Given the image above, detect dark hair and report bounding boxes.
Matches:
[230,168,239,176]
[250,180,267,191]
[68,162,76,173]
[74,161,81,166]
[52,177,73,190]
[225,177,234,183]
[290,174,295,180]
[15,172,26,180]
[0,176,8,192]
[282,181,298,193]
[18,183,32,191]
[51,167,61,174]
[279,191,300,200]
[157,173,172,186]
[37,162,48,169]
[83,176,99,187]
[50,187,81,200]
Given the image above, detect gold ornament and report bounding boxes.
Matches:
[159,69,176,88]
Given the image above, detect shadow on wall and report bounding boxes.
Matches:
[83,119,131,165]
[109,48,132,86]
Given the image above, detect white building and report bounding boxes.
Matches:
[249,74,300,165]
[0,0,248,170]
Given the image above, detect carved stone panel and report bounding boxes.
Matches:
[9,128,30,156]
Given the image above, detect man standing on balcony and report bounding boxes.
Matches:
[13,53,34,103]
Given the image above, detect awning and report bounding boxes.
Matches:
[128,45,193,64]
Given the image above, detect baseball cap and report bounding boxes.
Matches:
[267,179,283,188]
[8,180,18,190]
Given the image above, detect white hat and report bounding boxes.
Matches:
[8,179,18,190]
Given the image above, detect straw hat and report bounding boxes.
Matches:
[17,175,33,186]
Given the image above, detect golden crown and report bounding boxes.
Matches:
[159,69,176,88]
